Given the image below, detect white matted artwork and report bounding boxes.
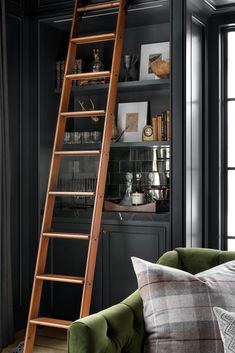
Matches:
[117,102,148,142]
[139,42,170,80]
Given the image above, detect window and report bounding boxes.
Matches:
[224,30,235,250]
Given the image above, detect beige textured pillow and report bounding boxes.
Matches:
[214,307,235,353]
[132,257,235,353]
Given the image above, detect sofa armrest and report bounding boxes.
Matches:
[68,290,145,353]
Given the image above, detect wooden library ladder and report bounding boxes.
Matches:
[23,0,127,351]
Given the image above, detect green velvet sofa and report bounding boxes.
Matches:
[68,247,235,353]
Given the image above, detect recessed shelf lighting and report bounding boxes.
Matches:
[53,1,167,23]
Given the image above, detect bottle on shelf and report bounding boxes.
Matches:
[145,172,155,203]
[122,54,138,82]
[132,173,145,205]
[89,48,104,72]
[88,48,105,84]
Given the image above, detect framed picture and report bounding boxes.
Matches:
[139,42,170,80]
[117,102,148,142]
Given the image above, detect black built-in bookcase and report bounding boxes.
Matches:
[7,0,230,329]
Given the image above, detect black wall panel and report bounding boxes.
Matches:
[8,0,22,5]
[6,13,22,318]
[6,10,36,330]
[39,0,73,4]
[37,0,73,10]
[6,13,29,331]
[170,0,185,248]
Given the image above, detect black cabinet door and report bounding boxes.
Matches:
[101,223,170,308]
[45,219,170,318]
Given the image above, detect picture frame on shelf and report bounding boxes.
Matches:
[117,101,148,142]
[139,41,170,80]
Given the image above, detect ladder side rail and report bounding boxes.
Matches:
[80,0,126,318]
[23,2,80,352]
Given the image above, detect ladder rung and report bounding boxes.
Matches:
[61,110,106,118]
[78,1,120,12]
[71,33,115,44]
[55,151,100,156]
[43,232,90,240]
[49,191,95,197]
[30,317,72,329]
[66,71,111,81]
[36,274,84,284]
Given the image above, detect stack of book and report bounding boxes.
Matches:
[152,110,170,141]
[55,59,82,88]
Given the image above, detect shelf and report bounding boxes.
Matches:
[63,141,170,150]
[111,141,170,148]
[53,208,170,223]
[55,79,170,96]
[104,200,156,213]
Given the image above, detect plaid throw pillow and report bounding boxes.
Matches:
[214,307,235,353]
[131,257,235,353]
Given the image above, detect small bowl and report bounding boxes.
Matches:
[150,58,170,79]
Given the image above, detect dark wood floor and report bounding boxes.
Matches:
[3,328,67,353]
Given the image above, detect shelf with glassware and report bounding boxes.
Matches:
[56,140,170,214]
[104,141,170,213]
[63,105,170,147]
[54,42,170,94]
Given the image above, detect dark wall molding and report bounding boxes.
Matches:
[5,11,28,330]
[170,0,185,248]
[38,0,73,7]
[203,0,235,13]
[37,0,74,12]
[208,12,235,250]
[7,0,23,8]
[185,11,207,248]
[6,0,73,16]
[6,11,23,310]
[6,1,24,16]
[171,0,210,249]
[203,0,217,11]
[6,6,39,330]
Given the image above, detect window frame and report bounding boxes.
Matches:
[222,27,235,250]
